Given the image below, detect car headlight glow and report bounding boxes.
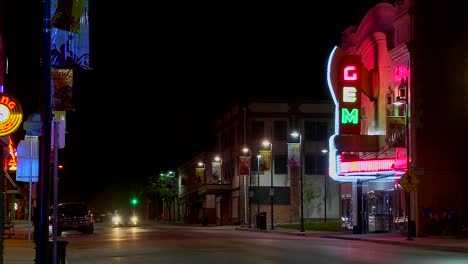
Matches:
[112,215,122,223]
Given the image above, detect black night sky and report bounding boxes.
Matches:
[2,0,391,209]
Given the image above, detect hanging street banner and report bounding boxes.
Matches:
[52,69,74,111]
[259,150,271,171]
[239,156,250,176]
[287,143,301,167]
[196,167,205,184]
[210,161,222,184]
[51,0,90,70]
[51,0,83,33]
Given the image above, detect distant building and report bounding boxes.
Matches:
[177,99,337,227]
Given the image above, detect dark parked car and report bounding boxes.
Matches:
[49,202,94,236]
[91,208,114,223]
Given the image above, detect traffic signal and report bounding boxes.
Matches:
[131,197,138,206]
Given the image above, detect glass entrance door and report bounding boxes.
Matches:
[367,190,393,233]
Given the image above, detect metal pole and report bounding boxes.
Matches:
[270,143,274,230]
[28,136,33,241]
[52,120,59,264]
[38,0,53,262]
[406,103,413,240]
[220,160,223,226]
[324,175,327,222]
[300,135,304,232]
[186,178,189,224]
[300,168,304,231]
[0,146,4,263]
[248,152,252,228]
[257,155,260,224]
[146,199,149,221]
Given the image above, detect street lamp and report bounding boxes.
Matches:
[241,147,252,228]
[262,139,274,230]
[321,148,329,222]
[290,131,304,232]
[214,156,223,225]
[256,153,261,222]
[197,162,207,225]
[394,95,412,240]
[167,171,176,222]
[159,170,176,222]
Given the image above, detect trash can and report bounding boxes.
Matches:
[256,212,267,230]
[48,240,69,264]
[201,216,208,226]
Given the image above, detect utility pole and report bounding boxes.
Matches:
[0,146,4,263]
[37,0,53,262]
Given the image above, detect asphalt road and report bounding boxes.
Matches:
[58,222,468,264]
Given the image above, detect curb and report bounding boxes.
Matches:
[236,227,468,253]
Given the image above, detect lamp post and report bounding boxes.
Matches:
[404,99,412,241]
[197,162,207,225]
[168,171,176,222]
[185,173,188,224]
[214,156,223,225]
[242,147,252,228]
[256,153,261,223]
[290,132,304,232]
[321,148,329,222]
[394,95,412,240]
[160,170,176,222]
[262,140,274,230]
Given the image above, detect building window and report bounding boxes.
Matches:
[251,121,264,140]
[222,160,234,183]
[273,121,287,141]
[304,121,329,141]
[252,155,260,172]
[304,154,327,174]
[317,154,328,174]
[274,154,287,174]
[304,154,315,174]
[316,122,328,141]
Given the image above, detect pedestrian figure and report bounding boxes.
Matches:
[407,173,413,186]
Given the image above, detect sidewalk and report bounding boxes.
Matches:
[235,225,468,253]
[3,220,36,263]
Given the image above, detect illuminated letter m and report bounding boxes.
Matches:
[341,108,359,124]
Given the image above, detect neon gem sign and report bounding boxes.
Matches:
[344,66,358,80]
[343,87,357,102]
[338,55,362,134]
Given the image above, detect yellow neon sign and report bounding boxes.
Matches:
[0,94,23,136]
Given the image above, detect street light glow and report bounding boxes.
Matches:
[290,131,300,137]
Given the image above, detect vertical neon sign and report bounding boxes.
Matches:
[338,55,361,135]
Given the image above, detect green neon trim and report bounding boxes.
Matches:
[341,108,359,124]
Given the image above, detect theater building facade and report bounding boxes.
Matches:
[327,0,468,236]
[326,2,414,234]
